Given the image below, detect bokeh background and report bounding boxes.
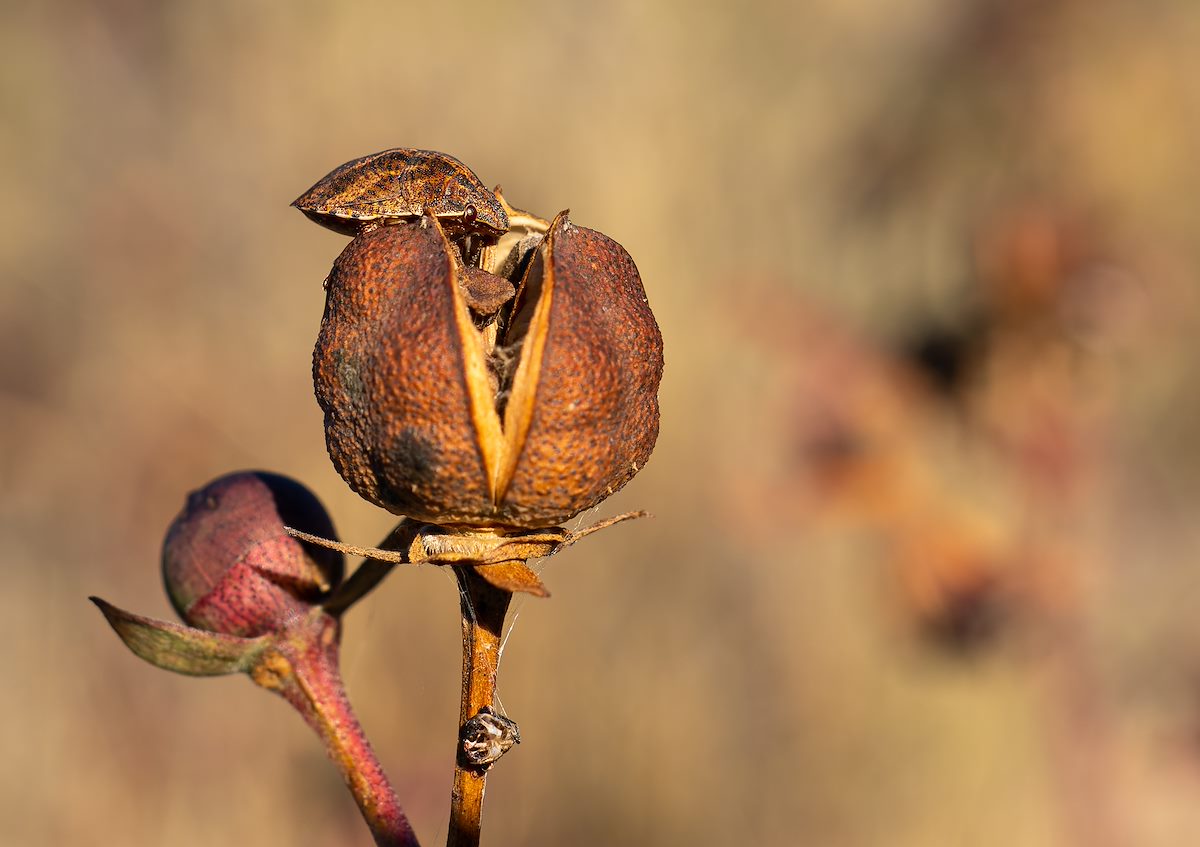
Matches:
[4,1,1200,845]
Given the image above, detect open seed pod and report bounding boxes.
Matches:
[314,211,662,528]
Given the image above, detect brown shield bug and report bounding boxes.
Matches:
[292,148,509,239]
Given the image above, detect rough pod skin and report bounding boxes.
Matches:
[314,213,663,528]
[162,471,344,637]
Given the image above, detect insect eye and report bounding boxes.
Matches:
[463,204,478,225]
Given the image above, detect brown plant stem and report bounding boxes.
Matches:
[253,613,420,847]
[447,566,513,847]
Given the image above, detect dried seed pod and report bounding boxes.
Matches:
[292,148,508,238]
[314,212,662,528]
[162,471,344,637]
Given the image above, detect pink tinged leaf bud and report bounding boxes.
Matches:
[93,470,419,846]
[162,471,343,637]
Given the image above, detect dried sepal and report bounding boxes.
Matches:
[90,597,270,676]
[471,561,549,597]
[286,511,646,598]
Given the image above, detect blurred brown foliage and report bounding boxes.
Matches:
[5,1,1200,845]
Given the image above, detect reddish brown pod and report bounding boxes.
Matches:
[314,212,663,528]
[162,471,343,637]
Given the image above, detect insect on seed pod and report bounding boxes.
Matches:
[292,148,509,239]
[313,211,663,529]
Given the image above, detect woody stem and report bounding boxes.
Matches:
[446,567,512,847]
[260,614,420,847]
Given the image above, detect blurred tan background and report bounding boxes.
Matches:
[4,1,1200,845]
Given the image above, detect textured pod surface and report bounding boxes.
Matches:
[162,471,343,637]
[499,215,663,525]
[315,221,495,522]
[314,214,663,528]
[293,148,508,238]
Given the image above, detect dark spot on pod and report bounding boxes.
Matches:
[369,426,443,508]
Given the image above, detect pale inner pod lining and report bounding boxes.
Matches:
[439,212,563,508]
